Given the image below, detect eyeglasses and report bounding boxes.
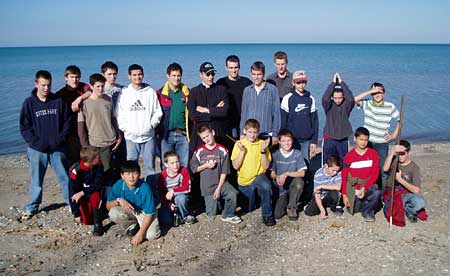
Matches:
[295,80,307,85]
[206,72,215,77]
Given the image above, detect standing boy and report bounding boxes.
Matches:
[231,119,275,226]
[101,61,124,107]
[354,82,400,188]
[20,70,71,219]
[190,125,241,223]
[156,63,190,167]
[383,140,427,223]
[240,61,281,145]
[68,146,105,236]
[341,127,381,222]
[116,64,162,183]
[267,51,294,99]
[107,161,161,245]
[158,151,196,226]
[322,72,355,164]
[304,155,343,219]
[281,70,318,163]
[270,129,307,221]
[56,65,91,166]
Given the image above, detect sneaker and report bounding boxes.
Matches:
[286,208,299,221]
[93,224,105,236]
[262,215,276,226]
[126,223,140,237]
[21,209,35,220]
[173,213,184,227]
[221,216,242,224]
[406,213,418,223]
[331,206,344,216]
[183,215,197,225]
[363,214,375,222]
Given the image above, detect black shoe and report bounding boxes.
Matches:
[92,208,104,236]
[331,206,344,216]
[126,223,140,236]
[406,213,418,223]
[262,216,276,226]
[93,224,104,236]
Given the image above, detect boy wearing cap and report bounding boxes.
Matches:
[267,51,294,99]
[188,62,229,157]
[354,82,400,188]
[322,72,355,164]
[240,61,281,146]
[280,70,318,163]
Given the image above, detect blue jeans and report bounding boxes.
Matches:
[322,138,349,166]
[353,185,381,218]
[25,147,70,213]
[161,131,189,168]
[402,193,426,216]
[370,142,389,189]
[158,193,189,225]
[126,138,155,182]
[239,174,272,217]
[295,139,311,164]
[204,181,238,218]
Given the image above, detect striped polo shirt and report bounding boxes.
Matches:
[358,99,400,143]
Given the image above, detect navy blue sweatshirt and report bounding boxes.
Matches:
[68,161,104,217]
[20,89,71,152]
[280,90,319,143]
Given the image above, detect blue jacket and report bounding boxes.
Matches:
[20,89,71,152]
[280,90,319,143]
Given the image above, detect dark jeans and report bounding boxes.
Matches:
[369,142,389,189]
[353,185,381,218]
[203,181,238,218]
[304,190,340,216]
[238,174,272,217]
[322,138,348,166]
[273,177,304,219]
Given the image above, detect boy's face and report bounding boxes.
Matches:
[398,150,410,163]
[226,61,240,79]
[244,127,259,143]
[90,81,105,97]
[164,156,180,174]
[121,171,140,187]
[128,69,144,86]
[87,154,101,167]
[167,70,182,88]
[354,134,369,150]
[294,80,307,93]
[65,73,80,88]
[274,58,287,75]
[200,71,214,86]
[35,77,51,98]
[251,69,264,86]
[103,68,117,85]
[332,91,344,106]
[324,164,341,177]
[199,129,216,147]
[279,135,293,152]
[372,86,385,103]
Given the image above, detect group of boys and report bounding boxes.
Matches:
[19,51,427,246]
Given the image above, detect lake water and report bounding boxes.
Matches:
[1,43,449,154]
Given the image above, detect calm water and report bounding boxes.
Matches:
[1,44,450,155]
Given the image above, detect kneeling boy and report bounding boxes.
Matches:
[270,129,306,221]
[107,161,161,245]
[69,146,105,236]
[231,119,275,226]
[341,127,381,222]
[304,155,343,219]
[190,125,241,223]
[158,151,196,226]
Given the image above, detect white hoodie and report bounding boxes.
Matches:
[116,83,162,143]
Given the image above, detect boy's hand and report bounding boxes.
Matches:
[165,190,174,201]
[213,187,221,200]
[333,72,341,83]
[310,143,317,157]
[395,170,403,182]
[71,99,81,112]
[205,160,217,169]
[384,133,396,142]
[216,101,225,107]
[196,106,209,113]
[119,198,134,214]
[277,174,287,186]
[71,191,84,203]
[393,144,406,153]
[261,138,270,152]
[236,141,246,152]
[112,136,122,152]
[272,137,279,146]
[370,86,384,95]
[342,194,350,208]
[357,187,366,199]
[131,232,145,246]
[169,203,176,211]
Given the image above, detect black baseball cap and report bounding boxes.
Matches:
[199,62,216,74]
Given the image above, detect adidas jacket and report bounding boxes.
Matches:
[116,83,162,143]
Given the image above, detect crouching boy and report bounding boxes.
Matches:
[270,129,306,221]
[158,151,196,226]
[107,161,161,245]
[69,146,105,236]
[304,155,343,219]
[231,119,275,226]
[190,125,241,223]
[341,127,381,222]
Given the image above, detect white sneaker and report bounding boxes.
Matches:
[221,216,242,224]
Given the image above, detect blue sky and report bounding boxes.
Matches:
[1,0,449,47]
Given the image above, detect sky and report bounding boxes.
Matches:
[1,0,449,47]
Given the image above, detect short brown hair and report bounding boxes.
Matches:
[325,155,342,168]
[244,118,260,131]
[278,129,294,140]
[197,124,212,134]
[80,146,100,163]
[274,51,288,62]
[64,65,81,77]
[250,61,265,74]
[163,151,179,164]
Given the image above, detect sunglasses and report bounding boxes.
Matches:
[206,72,215,77]
[295,80,307,85]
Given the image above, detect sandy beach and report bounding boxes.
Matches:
[0,142,449,276]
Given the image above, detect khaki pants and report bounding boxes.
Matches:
[109,206,161,240]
